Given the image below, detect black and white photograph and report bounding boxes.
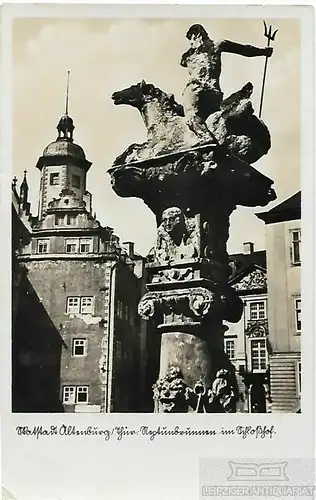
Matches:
[2,2,315,499]
[11,10,304,415]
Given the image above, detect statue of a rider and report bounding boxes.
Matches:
[181,24,273,142]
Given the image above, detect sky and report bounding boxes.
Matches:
[12,15,300,256]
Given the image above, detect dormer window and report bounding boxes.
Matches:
[55,214,65,226]
[66,214,77,226]
[50,173,60,185]
[72,174,81,189]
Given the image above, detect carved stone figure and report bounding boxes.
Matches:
[181,24,273,142]
[154,207,199,264]
[208,82,271,163]
[208,368,238,413]
[153,366,238,413]
[153,366,190,413]
[111,80,271,167]
[111,80,198,164]
[151,267,194,283]
[109,23,277,414]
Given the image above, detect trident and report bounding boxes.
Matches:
[259,21,278,118]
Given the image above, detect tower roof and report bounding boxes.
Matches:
[36,113,91,171]
[42,138,86,160]
[36,72,91,171]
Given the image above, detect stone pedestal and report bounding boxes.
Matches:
[109,142,275,412]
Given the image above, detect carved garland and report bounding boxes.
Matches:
[245,319,269,337]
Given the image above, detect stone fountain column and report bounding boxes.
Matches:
[109,141,276,413]
[108,23,276,412]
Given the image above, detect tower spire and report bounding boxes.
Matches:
[65,70,70,115]
[20,169,29,208]
[57,71,74,141]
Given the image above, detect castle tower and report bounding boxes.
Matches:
[35,73,92,220]
[16,78,146,413]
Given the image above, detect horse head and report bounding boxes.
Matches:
[112,80,184,115]
[112,80,147,108]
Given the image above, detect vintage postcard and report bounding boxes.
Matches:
[1,2,315,500]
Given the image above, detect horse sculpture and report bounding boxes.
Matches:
[111,79,271,166]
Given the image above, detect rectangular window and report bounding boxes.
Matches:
[80,297,94,314]
[295,298,301,333]
[63,386,76,404]
[116,340,122,361]
[79,238,93,253]
[297,361,301,395]
[224,339,235,360]
[62,385,89,404]
[291,230,301,265]
[76,386,89,404]
[65,239,79,253]
[66,297,80,314]
[250,339,267,372]
[37,239,49,253]
[50,173,59,185]
[117,300,123,319]
[72,339,87,357]
[55,214,65,226]
[66,297,94,315]
[72,174,81,189]
[66,214,77,226]
[249,301,266,321]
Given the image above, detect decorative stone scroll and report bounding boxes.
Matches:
[138,287,215,322]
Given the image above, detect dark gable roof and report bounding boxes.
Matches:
[228,249,266,284]
[256,191,301,224]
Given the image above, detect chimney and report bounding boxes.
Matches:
[243,242,254,255]
[122,241,135,258]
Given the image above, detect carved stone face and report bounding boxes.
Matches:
[154,366,188,413]
[161,207,184,234]
[160,386,182,413]
[189,33,203,49]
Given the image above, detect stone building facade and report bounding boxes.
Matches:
[225,243,270,413]
[12,175,64,412]
[256,192,301,413]
[16,112,145,412]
